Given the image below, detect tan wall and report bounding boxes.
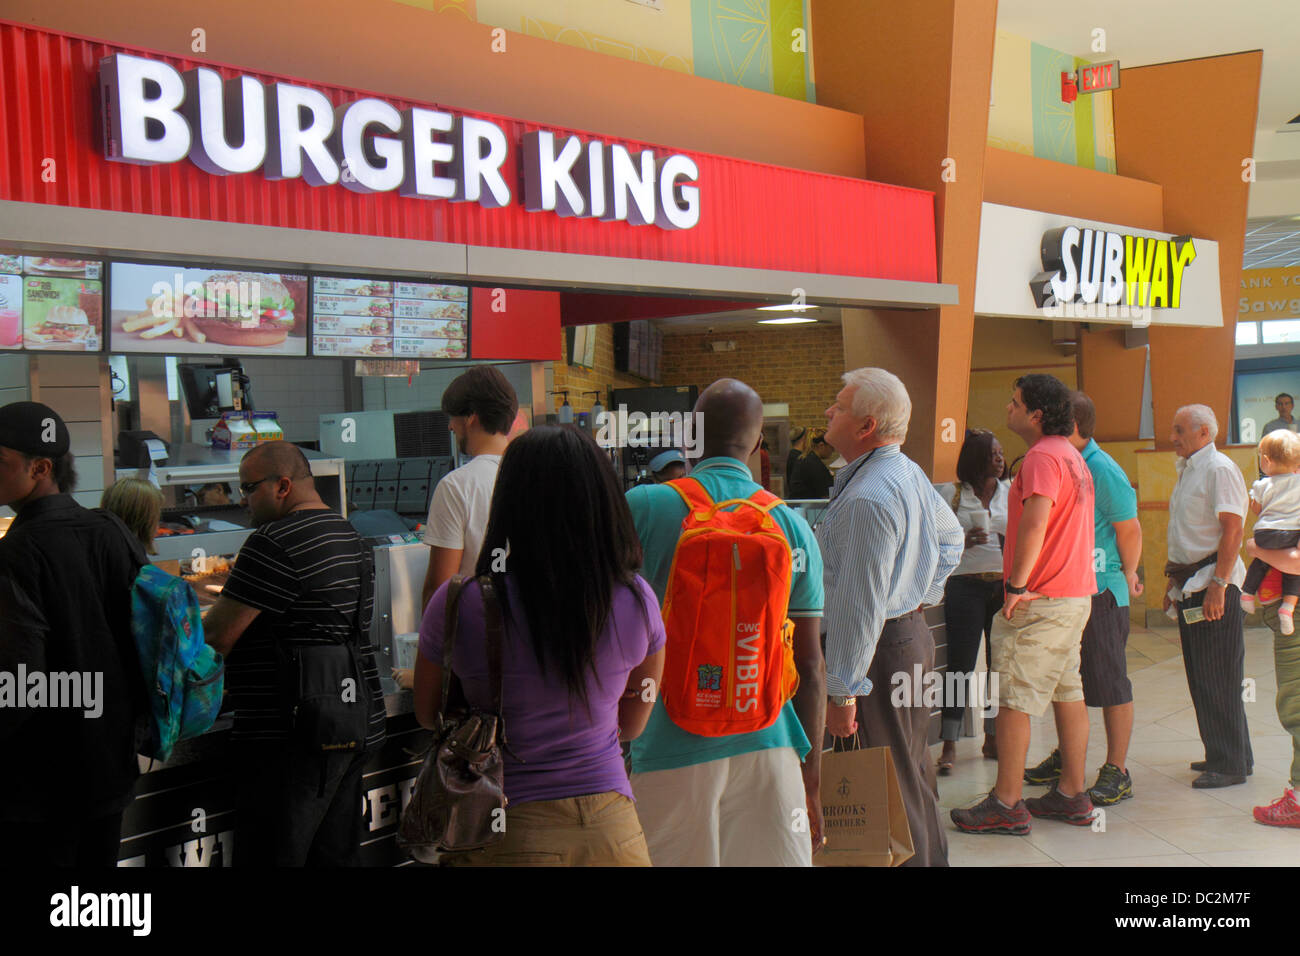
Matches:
[983,148,1164,230]
[13,0,866,178]
[1136,444,1259,619]
[552,324,844,434]
[659,326,845,430]
[1113,53,1263,451]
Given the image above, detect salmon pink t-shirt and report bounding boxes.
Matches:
[1003,435,1096,598]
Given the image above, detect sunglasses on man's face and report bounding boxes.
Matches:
[239,476,276,496]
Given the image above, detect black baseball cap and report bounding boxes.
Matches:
[0,401,71,457]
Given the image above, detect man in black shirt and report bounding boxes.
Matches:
[0,402,146,866]
[204,441,384,866]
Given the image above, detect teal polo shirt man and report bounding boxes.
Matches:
[625,455,824,866]
[1085,437,1139,612]
[1044,393,1141,805]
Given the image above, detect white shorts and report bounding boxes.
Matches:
[630,747,812,867]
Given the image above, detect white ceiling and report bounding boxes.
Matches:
[1244,216,1300,269]
[654,307,842,335]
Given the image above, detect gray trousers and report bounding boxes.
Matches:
[855,612,949,867]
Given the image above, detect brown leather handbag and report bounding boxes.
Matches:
[398,575,508,864]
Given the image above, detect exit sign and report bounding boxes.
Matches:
[1078,60,1120,94]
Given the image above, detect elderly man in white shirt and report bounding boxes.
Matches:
[1165,403,1254,788]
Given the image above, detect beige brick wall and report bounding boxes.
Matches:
[550,323,844,438]
[659,326,844,434]
[551,326,649,415]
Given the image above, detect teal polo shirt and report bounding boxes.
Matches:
[625,457,824,774]
[1082,438,1138,608]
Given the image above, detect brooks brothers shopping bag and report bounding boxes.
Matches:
[816,736,914,867]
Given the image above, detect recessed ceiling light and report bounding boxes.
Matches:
[758,316,818,325]
[756,303,820,312]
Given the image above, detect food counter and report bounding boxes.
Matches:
[114,463,433,867]
[114,444,347,564]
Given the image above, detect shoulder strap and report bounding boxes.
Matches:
[438,575,467,719]
[748,488,784,509]
[478,576,505,719]
[666,477,714,514]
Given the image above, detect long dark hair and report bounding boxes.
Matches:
[475,425,647,708]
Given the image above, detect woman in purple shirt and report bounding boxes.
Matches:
[414,425,665,866]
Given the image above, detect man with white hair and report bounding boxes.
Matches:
[1165,403,1253,788]
[817,368,964,866]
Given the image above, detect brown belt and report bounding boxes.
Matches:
[959,571,1004,583]
[1164,553,1218,588]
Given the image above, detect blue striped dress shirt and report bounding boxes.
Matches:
[816,443,965,697]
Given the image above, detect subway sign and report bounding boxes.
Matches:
[98,52,701,231]
[1029,225,1197,310]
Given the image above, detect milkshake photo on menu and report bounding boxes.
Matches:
[0,271,21,350]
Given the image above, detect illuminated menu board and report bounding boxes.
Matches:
[312,277,468,359]
[109,262,309,356]
[0,255,104,352]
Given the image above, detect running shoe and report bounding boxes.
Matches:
[1025,783,1095,826]
[1023,748,1062,785]
[1086,763,1133,805]
[1253,787,1300,828]
[950,792,1031,836]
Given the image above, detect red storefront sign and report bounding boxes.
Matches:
[0,20,939,283]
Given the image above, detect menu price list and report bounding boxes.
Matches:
[311,277,468,359]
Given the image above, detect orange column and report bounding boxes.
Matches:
[1111,53,1262,448]
[811,0,997,478]
[1078,328,1147,440]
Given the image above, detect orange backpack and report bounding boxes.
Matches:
[660,477,799,737]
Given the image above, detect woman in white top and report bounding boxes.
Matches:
[935,429,1010,774]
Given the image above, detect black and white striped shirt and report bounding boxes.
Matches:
[221,508,385,748]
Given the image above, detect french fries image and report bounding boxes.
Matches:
[121,295,209,344]
[122,296,169,333]
[140,316,179,339]
[180,313,206,344]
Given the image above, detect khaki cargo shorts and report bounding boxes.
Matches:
[990,596,1093,717]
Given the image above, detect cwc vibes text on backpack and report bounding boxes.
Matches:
[0,667,103,718]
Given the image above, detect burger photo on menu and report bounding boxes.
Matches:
[394,282,468,302]
[314,335,394,356]
[186,272,297,347]
[109,263,308,356]
[313,293,394,318]
[314,277,394,298]
[23,276,103,351]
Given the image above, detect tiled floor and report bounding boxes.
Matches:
[938,620,1300,866]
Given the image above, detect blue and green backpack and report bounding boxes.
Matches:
[130,564,225,761]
